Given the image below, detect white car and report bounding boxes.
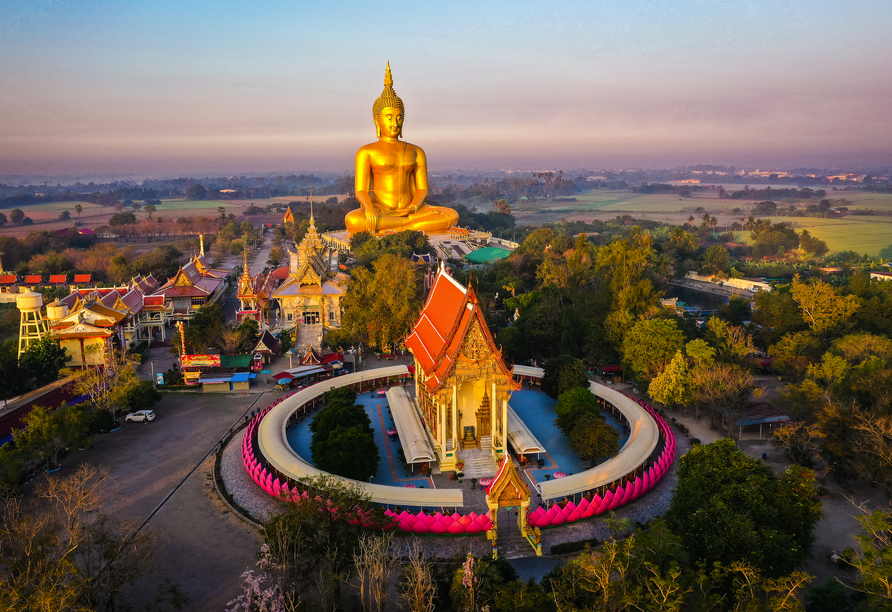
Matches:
[125,410,156,423]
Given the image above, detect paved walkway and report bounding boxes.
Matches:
[220,377,687,557]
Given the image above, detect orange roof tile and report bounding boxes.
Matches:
[405,266,515,393]
[24,275,43,284]
[73,274,92,283]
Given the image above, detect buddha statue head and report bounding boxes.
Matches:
[372,62,404,139]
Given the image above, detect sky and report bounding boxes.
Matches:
[2,0,891,178]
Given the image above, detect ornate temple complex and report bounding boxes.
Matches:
[272,205,347,349]
[405,264,519,472]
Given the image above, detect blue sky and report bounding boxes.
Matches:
[2,0,891,176]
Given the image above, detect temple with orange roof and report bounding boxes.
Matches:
[404,263,519,472]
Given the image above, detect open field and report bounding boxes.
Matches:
[0,198,252,237]
[512,189,892,257]
[785,217,892,257]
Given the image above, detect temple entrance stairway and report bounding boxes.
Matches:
[496,509,534,559]
[457,447,498,478]
[295,324,323,352]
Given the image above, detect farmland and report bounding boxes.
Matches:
[512,189,892,257]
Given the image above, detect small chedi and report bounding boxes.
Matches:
[345,63,458,235]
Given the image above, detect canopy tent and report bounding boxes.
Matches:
[386,387,436,464]
[464,247,511,264]
[506,405,546,455]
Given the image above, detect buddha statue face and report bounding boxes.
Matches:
[375,106,403,139]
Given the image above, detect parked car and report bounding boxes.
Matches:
[125,410,156,423]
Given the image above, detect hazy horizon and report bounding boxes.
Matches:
[3,1,891,177]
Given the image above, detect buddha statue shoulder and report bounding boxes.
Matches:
[345,63,459,235]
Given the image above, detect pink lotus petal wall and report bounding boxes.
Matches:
[520,393,677,529]
[240,380,676,535]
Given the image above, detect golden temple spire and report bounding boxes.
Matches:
[309,184,316,230]
[384,61,393,88]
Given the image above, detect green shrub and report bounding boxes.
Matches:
[88,408,116,434]
[122,380,162,411]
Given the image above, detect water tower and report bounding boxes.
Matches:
[17,290,48,357]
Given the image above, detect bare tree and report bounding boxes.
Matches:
[692,363,757,437]
[354,531,399,612]
[0,464,169,612]
[398,538,436,612]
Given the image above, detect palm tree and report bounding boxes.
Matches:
[709,215,718,237]
[74,204,83,219]
[688,215,695,227]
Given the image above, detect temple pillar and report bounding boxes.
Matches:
[491,381,497,446]
[501,398,508,459]
[452,383,458,447]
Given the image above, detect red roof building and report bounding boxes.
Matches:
[404,264,518,472]
[72,273,93,287]
[0,274,17,294]
[153,245,229,321]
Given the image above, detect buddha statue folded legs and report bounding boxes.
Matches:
[346,63,458,236]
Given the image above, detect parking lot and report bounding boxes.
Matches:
[54,390,270,611]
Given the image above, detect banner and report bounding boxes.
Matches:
[182,354,221,368]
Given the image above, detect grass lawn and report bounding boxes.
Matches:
[785,217,892,257]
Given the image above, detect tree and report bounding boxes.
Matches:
[665,439,822,578]
[353,532,399,612]
[541,354,588,399]
[74,203,83,219]
[108,253,132,284]
[691,362,756,433]
[791,277,860,336]
[621,318,685,383]
[569,413,620,463]
[267,245,284,267]
[850,507,892,609]
[261,475,392,608]
[309,390,380,481]
[108,212,137,227]
[799,230,829,257]
[13,404,89,469]
[341,254,422,351]
[772,422,824,468]
[143,204,156,219]
[0,464,172,612]
[9,208,24,225]
[186,184,207,200]
[58,210,71,221]
[18,335,68,388]
[648,350,694,411]
[399,539,436,612]
[553,386,600,435]
[0,339,25,401]
[0,212,6,227]
[700,245,730,276]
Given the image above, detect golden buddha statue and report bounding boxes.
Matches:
[345,63,459,235]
